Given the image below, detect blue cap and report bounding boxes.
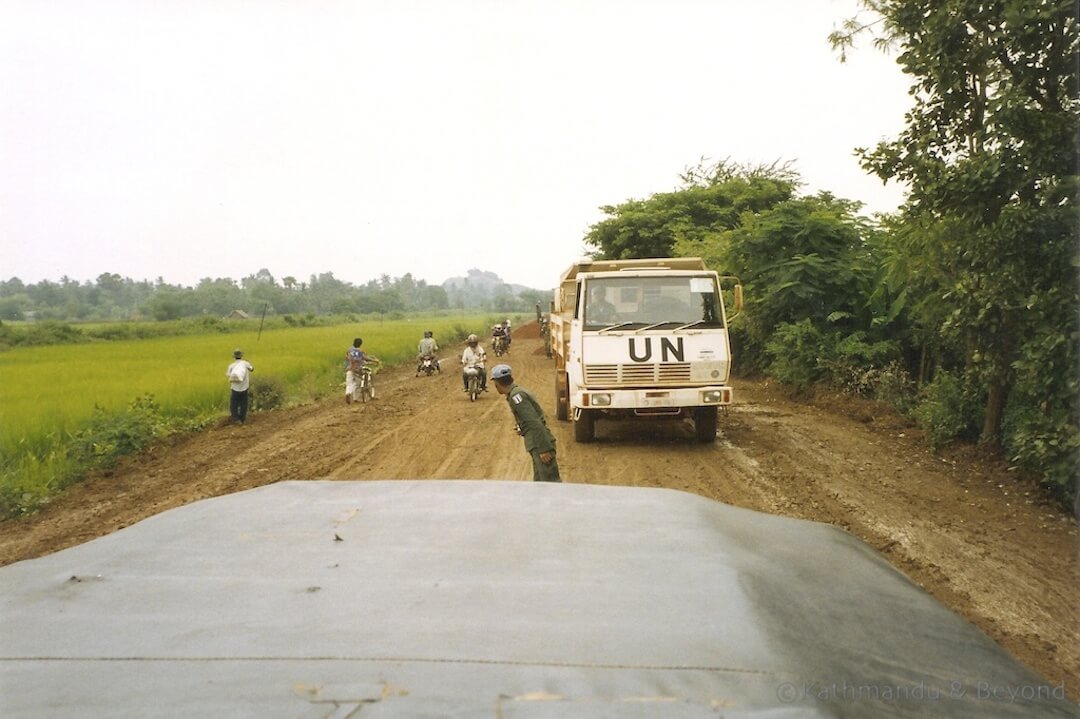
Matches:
[491,364,512,379]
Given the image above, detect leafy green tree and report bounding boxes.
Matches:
[705,193,884,373]
[0,294,28,321]
[419,284,449,311]
[0,277,26,297]
[145,287,197,321]
[584,160,799,259]
[194,278,245,316]
[832,0,1078,491]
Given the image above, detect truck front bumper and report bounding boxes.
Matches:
[574,385,732,412]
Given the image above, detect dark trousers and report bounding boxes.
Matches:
[462,367,487,391]
[230,389,249,423]
[529,451,562,482]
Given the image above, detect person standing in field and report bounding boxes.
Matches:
[226,348,254,424]
[345,337,381,404]
[490,363,561,482]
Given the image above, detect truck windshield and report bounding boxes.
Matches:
[583,276,723,330]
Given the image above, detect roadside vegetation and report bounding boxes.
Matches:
[585,0,1078,506]
[0,314,506,517]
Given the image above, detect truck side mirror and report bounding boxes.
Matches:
[734,284,743,314]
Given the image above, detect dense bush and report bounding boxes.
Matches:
[821,332,901,396]
[70,395,167,471]
[911,372,978,452]
[872,362,917,414]
[249,375,286,412]
[0,321,88,348]
[1002,378,1080,501]
[765,320,827,392]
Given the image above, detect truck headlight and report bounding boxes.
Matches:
[591,393,612,407]
[702,390,725,404]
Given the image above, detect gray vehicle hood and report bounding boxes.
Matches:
[1,480,1075,718]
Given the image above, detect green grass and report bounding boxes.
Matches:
[0,314,510,517]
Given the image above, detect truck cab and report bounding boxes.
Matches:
[550,258,741,443]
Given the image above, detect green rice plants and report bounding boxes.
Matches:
[0,314,492,516]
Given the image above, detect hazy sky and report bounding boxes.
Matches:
[1,0,912,292]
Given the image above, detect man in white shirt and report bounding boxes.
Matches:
[460,334,487,392]
[225,348,254,424]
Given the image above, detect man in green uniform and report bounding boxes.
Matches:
[491,364,562,483]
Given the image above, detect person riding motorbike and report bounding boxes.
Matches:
[461,333,487,392]
[491,323,507,355]
[416,330,440,375]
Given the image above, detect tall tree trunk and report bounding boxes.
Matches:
[918,344,932,387]
[980,380,1006,449]
[980,323,1013,448]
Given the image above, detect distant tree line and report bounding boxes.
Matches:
[0,269,547,322]
[584,1,1078,501]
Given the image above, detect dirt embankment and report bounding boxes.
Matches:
[1,327,1076,698]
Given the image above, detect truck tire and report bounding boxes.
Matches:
[574,409,595,443]
[694,407,718,443]
[555,373,569,421]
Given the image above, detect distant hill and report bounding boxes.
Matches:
[440,269,535,296]
[440,269,543,310]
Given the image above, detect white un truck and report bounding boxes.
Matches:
[550,257,742,443]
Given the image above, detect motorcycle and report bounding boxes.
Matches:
[492,334,507,357]
[417,355,438,377]
[464,365,483,402]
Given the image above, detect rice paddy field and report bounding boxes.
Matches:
[0,314,499,515]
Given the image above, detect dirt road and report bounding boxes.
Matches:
[1,326,1077,697]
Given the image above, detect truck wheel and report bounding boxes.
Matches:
[574,409,595,443]
[555,374,569,421]
[694,407,718,443]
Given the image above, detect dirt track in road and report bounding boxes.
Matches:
[1,325,1077,698]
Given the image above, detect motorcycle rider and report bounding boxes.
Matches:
[491,323,507,354]
[416,330,440,375]
[461,334,487,393]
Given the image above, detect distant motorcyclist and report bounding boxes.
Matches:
[461,334,487,392]
[491,323,508,355]
[416,330,440,375]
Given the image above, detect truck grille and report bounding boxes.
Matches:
[585,363,693,386]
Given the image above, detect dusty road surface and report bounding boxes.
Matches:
[1,325,1077,699]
